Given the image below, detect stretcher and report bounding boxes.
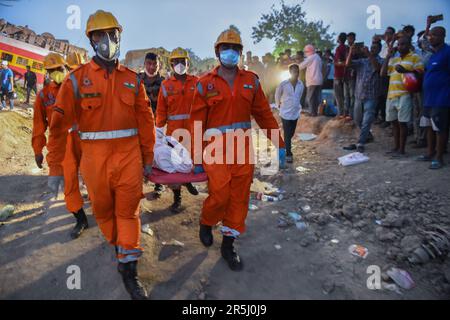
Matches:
[145,168,208,184]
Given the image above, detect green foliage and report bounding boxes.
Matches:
[252,0,335,57]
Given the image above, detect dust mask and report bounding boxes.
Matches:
[174,63,187,75]
[50,70,66,84]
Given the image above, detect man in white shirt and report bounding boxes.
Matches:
[299,44,323,116]
[275,64,304,163]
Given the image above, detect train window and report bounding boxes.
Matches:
[1,52,13,62]
[16,56,29,66]
[32,61,43,71]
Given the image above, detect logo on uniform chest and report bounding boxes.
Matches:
[43,92,56,107]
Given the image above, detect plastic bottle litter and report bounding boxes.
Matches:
[141,224,154,236]
[386,268,415,290]
[0,205,15,221]
[348,244,369,258]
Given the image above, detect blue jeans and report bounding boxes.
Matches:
[354,98,377,145]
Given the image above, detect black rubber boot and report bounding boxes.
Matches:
[184,183,199,196]
[170,189,183,213]
[199,224,213,247]
[221,236,243,271]
[70,208,88,239]
[117,261,148,300]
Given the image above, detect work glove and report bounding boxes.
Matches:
[48,176,64,198]
[279,148,287,169]
[143,164,153,178]
[193,165,205,174]
[35,154,44,169]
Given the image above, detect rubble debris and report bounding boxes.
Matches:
[386,268,415,290]
[408,225,450,264]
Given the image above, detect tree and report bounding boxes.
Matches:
[252,0,335,57]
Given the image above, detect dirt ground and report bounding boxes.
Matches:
[0,104,449,300]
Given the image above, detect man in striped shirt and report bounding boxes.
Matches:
[381,36,424,157]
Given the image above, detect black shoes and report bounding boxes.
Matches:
[343,144,357,151]
[199,224,213,247]
[184,183,199,196]
[70,208,88,239]
[117,261,148,300]
[170,189,183,213]
[221,236,243,271]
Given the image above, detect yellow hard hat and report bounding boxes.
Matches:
[66,52,85,69]
[214,28,243,50]
[85,10,122,37]
[169,47,190,61]
[43,53,66,70]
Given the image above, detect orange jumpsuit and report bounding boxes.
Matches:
[32,82,60,156]
[190,66,285,237]
[156,74,198,137]
[32,82,84,213]
[46,59,155,263]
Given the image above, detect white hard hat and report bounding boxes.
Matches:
[1,61,8,67]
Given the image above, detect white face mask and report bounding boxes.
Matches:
[174,63,187,75]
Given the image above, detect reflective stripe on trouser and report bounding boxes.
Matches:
[63,131,84,213]
[79,136,144,262]
[201,163,254,237]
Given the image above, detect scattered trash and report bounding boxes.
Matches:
[348,244,369,258]
[162,239,185,247]
[271,210,279,214]
[141,224,154,236]
[0,205,14,221]
[386,268,415,290]
[287,212,302,222]
[338,152,369,166]
[296,166,310,174]
[385,181,392,184]
[301,205,311,213]
[277,217,291,228]
[298,133,317,141]
[250,178,279,194]
[274,244,282,250]
[295,221,308,231]
[331,239,340,244]
[375,220,383,225]
[260,194,282,202]
[408,225,449,264]
[248,204,259,211]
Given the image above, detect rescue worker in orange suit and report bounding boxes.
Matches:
[155,47,199,212]
[62,51,88,239]
[190,28,286,271]
[32,53,90,239]
[46,10,155,300]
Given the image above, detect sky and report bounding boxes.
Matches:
[1,0,449,59]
